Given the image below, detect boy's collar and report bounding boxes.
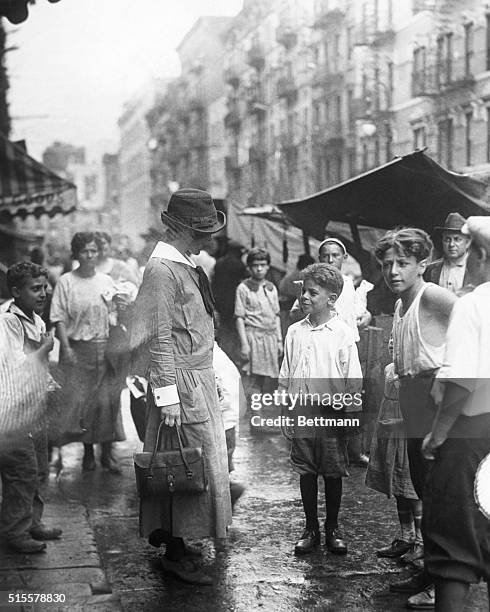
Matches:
[9,302,36,322]
[303,312,339,330]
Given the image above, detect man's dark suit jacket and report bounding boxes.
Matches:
[424,258,472,289]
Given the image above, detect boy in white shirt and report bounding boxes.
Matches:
[279,263,362,556]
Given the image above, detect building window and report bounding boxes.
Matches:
[374,66,381,112]
[436,34,453,85]
[447,117,453,168]
[487,13,490,71]
[348,150,356,176]
[325,157,331,185]
[436,36,444,86]
[487,108,490,161]
[464,22,474,76]
[438,117,453,168]
[385,125,393,162]
[347,26,353,61]
[313,102,320,126]
[445,33,453,83]
[347,89,354,128]
[362,72,368,100]
[387,61,394,107]
[412,47,426,96]
[362,142,369,171]
[413,126,427,150]
[465,111,472,166]
[336,155,343,183]
[374,137,380,166]
[335,95,342,123]
[334,34,341,73]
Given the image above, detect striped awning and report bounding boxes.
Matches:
[0,133,77,221]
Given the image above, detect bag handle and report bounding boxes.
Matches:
[150,421,194,479]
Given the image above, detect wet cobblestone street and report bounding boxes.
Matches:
[10,403,482,612]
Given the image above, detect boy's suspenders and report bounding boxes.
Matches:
[12,311,42,354]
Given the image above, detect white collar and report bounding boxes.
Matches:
[8,302,37,323]
[301,312,339,331]
[150,241,196,268]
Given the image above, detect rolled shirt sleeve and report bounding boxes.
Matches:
[436,294,479,393]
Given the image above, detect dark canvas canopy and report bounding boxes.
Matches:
[0,133,77,222]
[278,150,490,241]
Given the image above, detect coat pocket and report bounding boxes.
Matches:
[179,382,210,424]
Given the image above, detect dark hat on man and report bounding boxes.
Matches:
[161,188,226,234]
[434,212,467,233]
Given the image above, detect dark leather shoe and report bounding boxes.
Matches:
[101,456,122,474]
[294,527,320,555]
[377,538,412,558]
[160,556,212,585]
[30,526,62,541]
[400,542,424,565]
[406,584,435,609]
[389,572,429,593]
[325,528,347,554]
[8,536,46,554]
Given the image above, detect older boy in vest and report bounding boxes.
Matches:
[375,229,455,610]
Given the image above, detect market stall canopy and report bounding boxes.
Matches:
[277,150,490,241]
[0,133,77,222]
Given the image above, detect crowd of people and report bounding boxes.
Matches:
[0,190,489,611]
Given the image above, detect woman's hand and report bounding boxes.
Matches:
[160,402,181,427]
[63,346,77,366]
[239,343,250,362]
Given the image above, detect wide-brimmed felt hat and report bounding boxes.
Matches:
[434,212,467,233]
[161,188,226,234]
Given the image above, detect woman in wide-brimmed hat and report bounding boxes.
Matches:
[130,188,231,586]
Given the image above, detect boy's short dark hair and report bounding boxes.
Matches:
[7,261,48,293]
[374,228,433,263]
[302,263,344,296]
[71,231,97,259]
[246,247,271,267]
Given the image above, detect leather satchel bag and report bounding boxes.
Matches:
[134,421,207,499]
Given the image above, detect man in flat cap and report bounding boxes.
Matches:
[424,212,473,294]
[422,216,490,611]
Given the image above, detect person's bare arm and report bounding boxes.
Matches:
[419,284,457,345]
[55,321,76,365]
[236,316,250,361]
